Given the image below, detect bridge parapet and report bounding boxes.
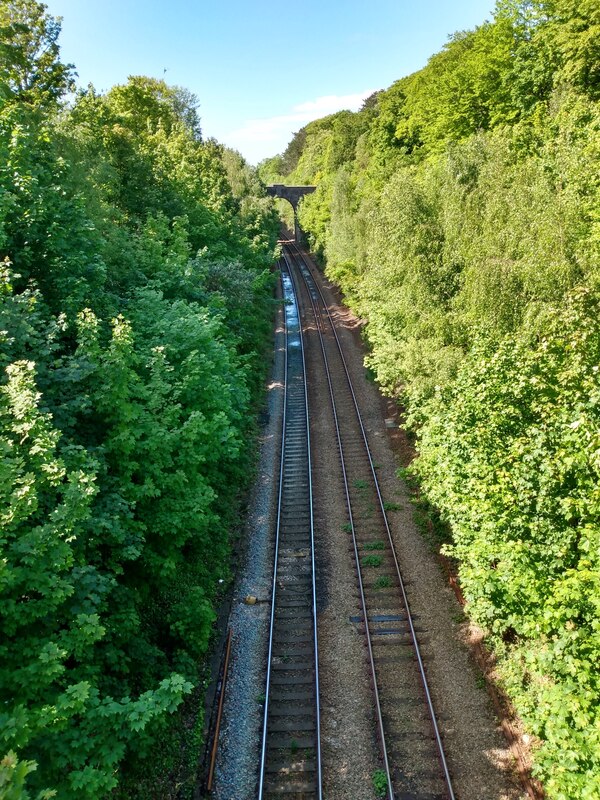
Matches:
[266,184,316,242]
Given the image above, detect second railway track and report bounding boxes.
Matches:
[285,241,455,800]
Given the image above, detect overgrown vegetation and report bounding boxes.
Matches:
[0,1,279,796]
[264,1,600,795]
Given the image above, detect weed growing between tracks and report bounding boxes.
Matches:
[372,768,388,797]
[362,554,384,567]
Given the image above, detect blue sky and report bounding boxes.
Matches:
[44,0,496,163]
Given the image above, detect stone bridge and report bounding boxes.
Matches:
[266,184,316,242]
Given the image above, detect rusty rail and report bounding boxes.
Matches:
[206,628,232,793]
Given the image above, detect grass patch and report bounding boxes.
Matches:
[362,554,383,567]
[374,575,392,590]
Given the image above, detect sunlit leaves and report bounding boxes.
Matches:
[416,290,600,795]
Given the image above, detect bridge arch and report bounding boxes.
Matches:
[266,184,316,242]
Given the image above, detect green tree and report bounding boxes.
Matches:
[541,0,600,97]
[0,0,73,106]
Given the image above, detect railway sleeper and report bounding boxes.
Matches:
[271,673,314,686]
[264,740,316,757]
[271,661,316,671]
[276,581,313,593]
[371,637,429,651]
[276,586,312,597]
[277,567,312,579]
[275,610,313,621]
[273,633,313,643]
[269,705,316,718]
[278,528,311,537]
[351,612,418,623]
[382,716,439,744]
[273,645,315,658]
[368,650,417,664]
[392,792,448,800]
[269,689,315,702]
[274,607,313,617]
[267,718,316,733]
[263,780,317,796]
[272,637,314,648]
[277,566,312,576]
[274,583,313,593]
[384,729,437,745]
[265,760,316,775]
[278,555,311,565]
[282,449,308,461]
[279,507,310,515]
[378,693,427,707]
[278,537,312,547]
[279,523,311,533]
[368,627,413,637]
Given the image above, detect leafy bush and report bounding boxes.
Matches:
[416,289,600,796]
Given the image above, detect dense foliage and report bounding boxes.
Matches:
[0,2,279,797]
[265,1,600,795]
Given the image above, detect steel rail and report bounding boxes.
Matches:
[287,241,456,800]
[257,255,322,800]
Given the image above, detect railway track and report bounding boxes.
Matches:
[285,241,455,800]
[258,258,322,799]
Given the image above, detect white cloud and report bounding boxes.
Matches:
[223,90,376,164]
